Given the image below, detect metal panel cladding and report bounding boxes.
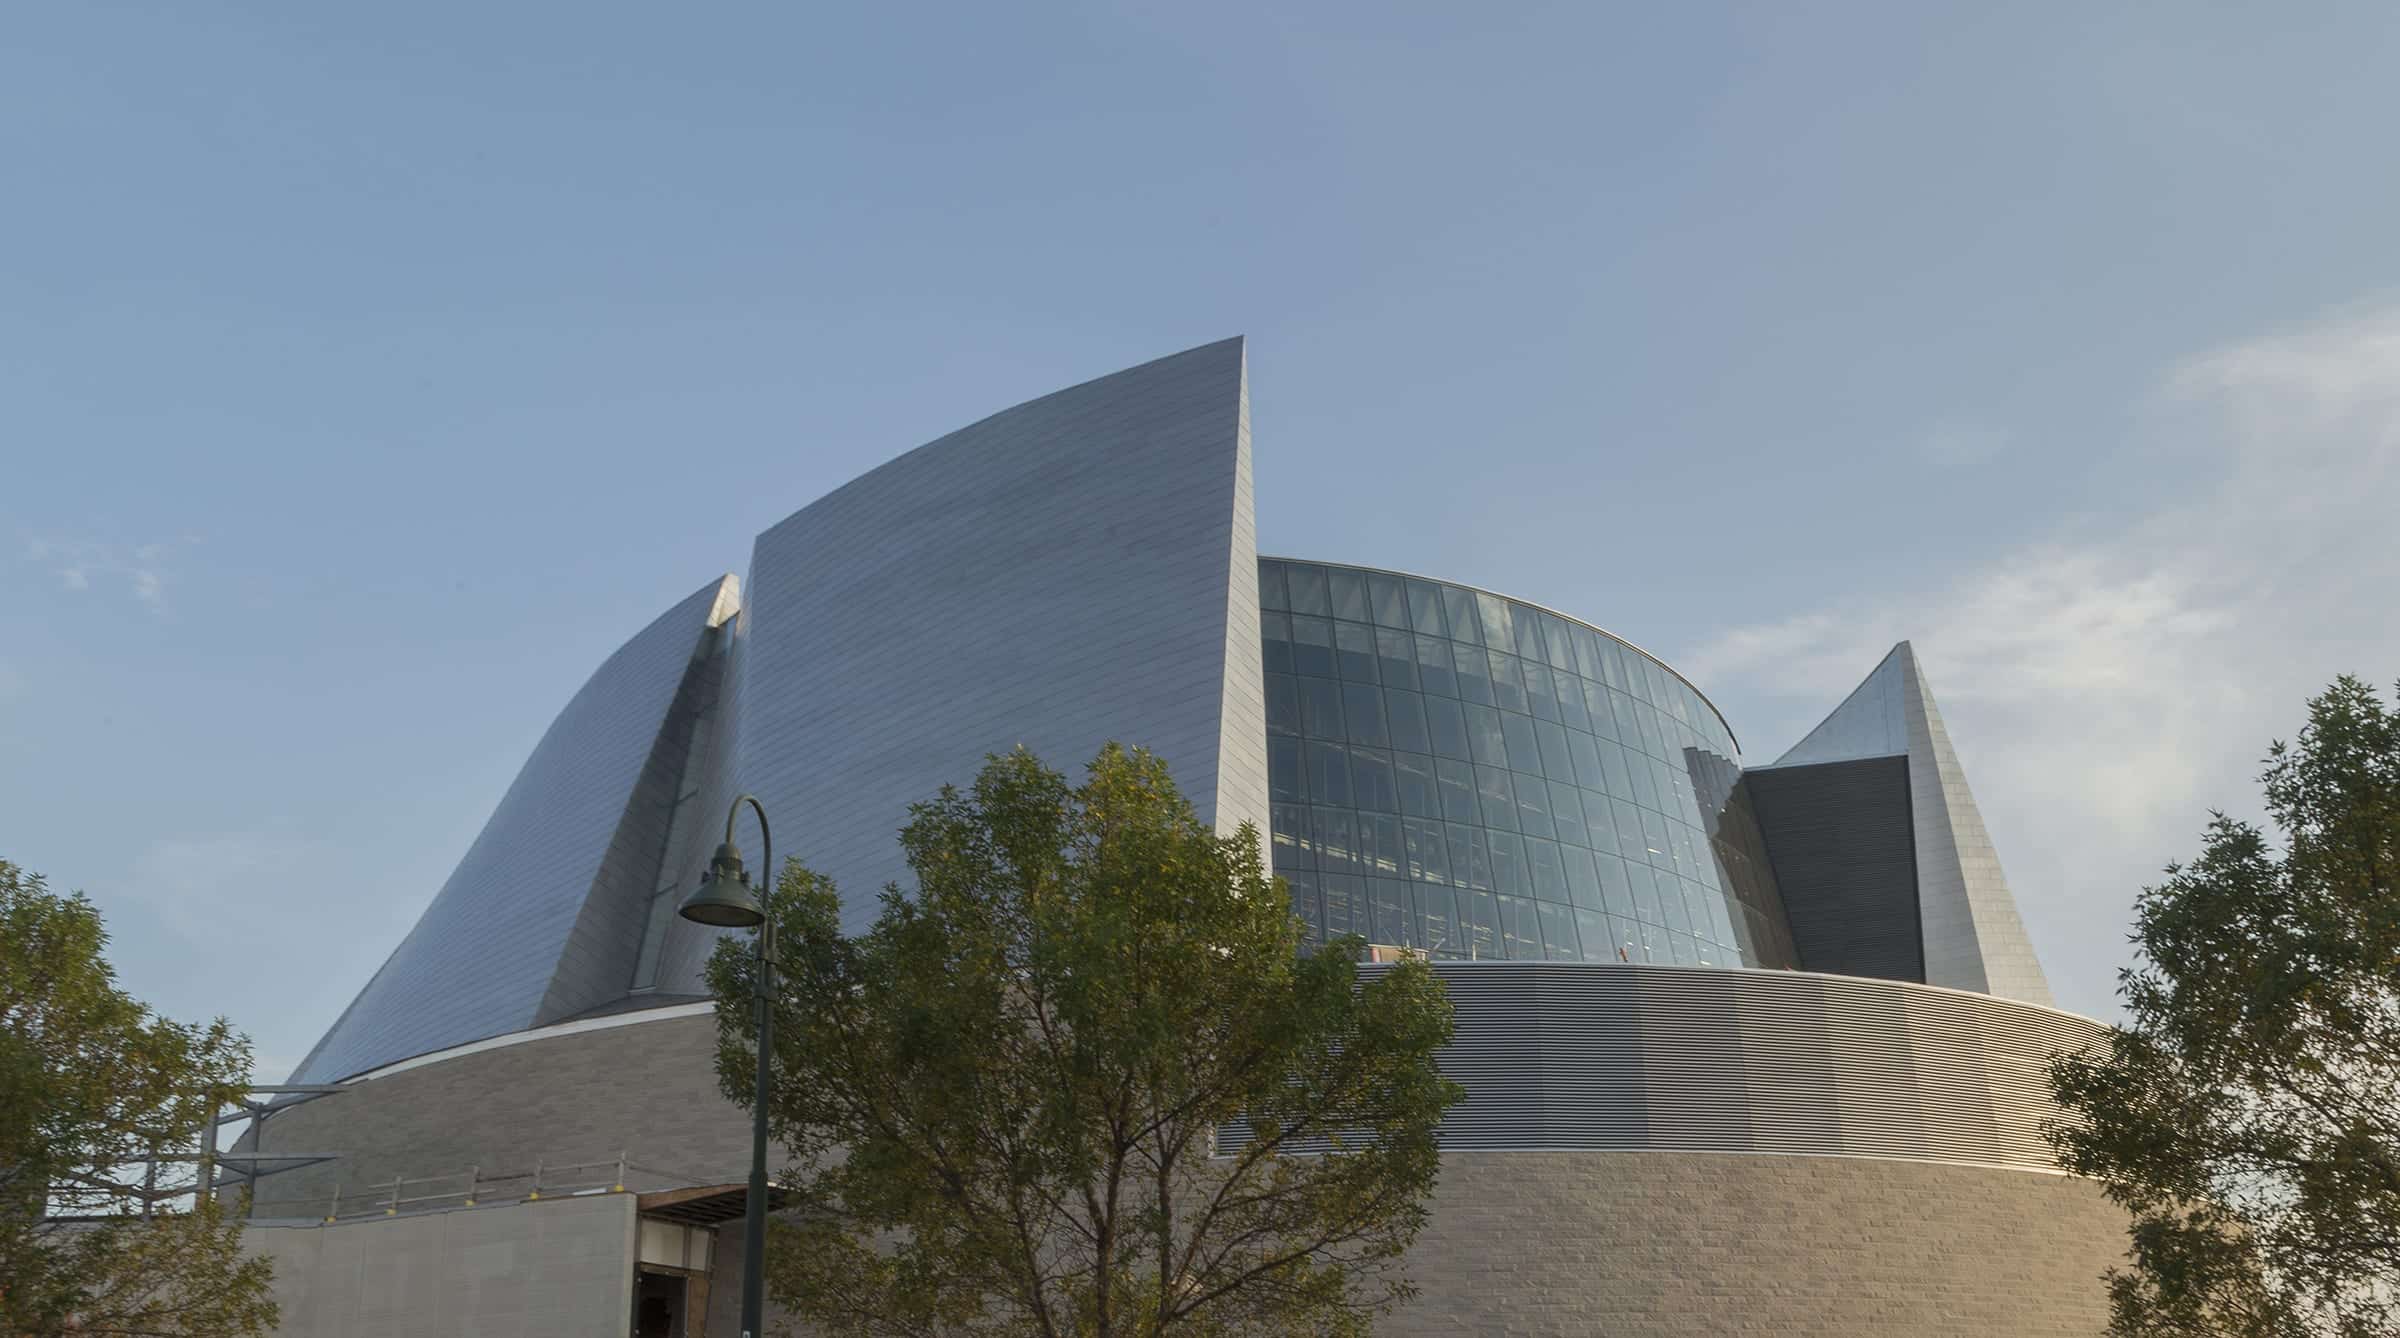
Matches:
[292,576,739,1082]
[736,338,1265,934]
[1228,961,2104,1172]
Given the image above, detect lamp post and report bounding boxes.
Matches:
[677,793,775,1338]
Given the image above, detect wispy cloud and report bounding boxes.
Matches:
[23,535,192,608]
[1684,304,2400,1018]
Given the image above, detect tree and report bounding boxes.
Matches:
[0,859,277,1337]
[705,744,1465,1337]
[2048,676,2400,1338]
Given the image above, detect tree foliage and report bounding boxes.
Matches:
[705,744,1465,1337]
[0,859,277,1337]
[2048,677,2400,1338]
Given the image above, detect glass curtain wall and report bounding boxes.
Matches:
[1259,559,1798,969]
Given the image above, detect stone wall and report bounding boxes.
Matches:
[244,1193,635,1337]
[1389,1150,2124,1337]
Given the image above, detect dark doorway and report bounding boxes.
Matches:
[635,1270,687,1338]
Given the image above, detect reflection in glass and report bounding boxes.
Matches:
[1256,560,1793,969]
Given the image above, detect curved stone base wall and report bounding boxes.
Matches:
[244,1007,2130,1336]
[1391,1150,2125,1337]
[237,1009,747,1218]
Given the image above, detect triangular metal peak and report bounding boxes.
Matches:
[1758,642,2054,1006]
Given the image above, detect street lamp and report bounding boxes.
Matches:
[679,793,775,1338]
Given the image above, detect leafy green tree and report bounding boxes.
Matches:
[705,744,1464,1337]
[2048,677,2400,1338]
[0,859,277,1337]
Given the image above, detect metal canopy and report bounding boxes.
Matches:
[635,1182,793,1228]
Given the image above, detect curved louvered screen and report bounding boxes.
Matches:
[1228,963,2104,1173]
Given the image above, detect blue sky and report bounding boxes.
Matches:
[6,2,2399,1075]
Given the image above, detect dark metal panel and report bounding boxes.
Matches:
[1744,757,1925,983]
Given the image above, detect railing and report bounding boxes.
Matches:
[245,1152,638,1223]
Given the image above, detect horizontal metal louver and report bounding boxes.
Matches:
[1223,963,2104,1173]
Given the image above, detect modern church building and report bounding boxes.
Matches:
[233,339,2128,1337]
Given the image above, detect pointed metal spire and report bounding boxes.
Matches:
[1760,642,2053,1005]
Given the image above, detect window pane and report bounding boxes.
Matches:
[1638,920,1667,964]
[1282,868,1319,938]
[1443,587,1483,645]
[1404,816,1449,884]
[1525,835,1569,902]
[1413,635,1458,697]
[1299,676,1345,738]
[1266,672,1301,736]
[1314,807,1359,873]
[1407,579,1448,638]
[1568,732,1606,791]
[1375,627,1418,689]
[1435,759,1480,824]
[1496,894,1541,959]
[1476,592,1514,648]
[1259,561,1291,612]
[1369,573,1410,628]
[1606,913,1641,963]
[1268,735,1305,802]
[1488,650,1527,713]
[1460,889,1502,959]
[1394,751,1441,819]
[1656,877,1692,934]
[1603,858,1641,920]
[1523,660,1559,721]
[1550,782,1591,848]
[1534,719,1576,782]
[1386,689,1432,754]
[1557,675,1591,731]
[1501,711,1545,775]
[1584,787,1620,857]
[1329,567,1370,623]
[1453,643,1493,704]
[1562,844,1603,910]
[1514,776,1554,840]
[1321,873,1362,938]
[1583,677,1618,740]
[1463,703,1511,768]
[1669,931,1700,967]
[1287,564,1332,617]
[1628,753,1662,810]
[1599,741,1636,800]
[1513,606,1546,664]
[1290,616,1335,678]
[1261,611,1293,674]
[1341,682,1388,746]
[1597,637,1628,691]
[1626,857,1661,922]
[1538,899,1581,960]
[1574,907,1611,962]
[1448,822,1493,891]
[1573,625,1605,682]
[1305,742,1352,807]
[1350,747,1399,813]
[1419,883,1463,958]
[1424,696,1471,760]
[1335,622,1378,681]
[1475,765,1520,833]
[1638,807,1674,869]
[1488,830,1530,897]
[1271,802,1313,868]
[1542,613,1578,672]
[1362,813,1405,876]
